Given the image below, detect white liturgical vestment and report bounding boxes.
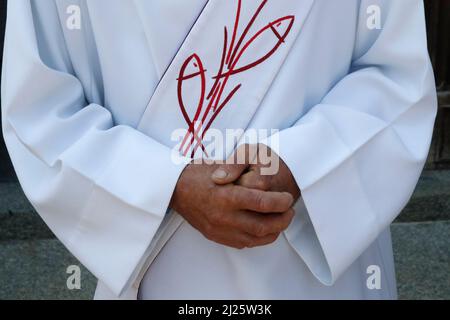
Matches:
[2,0,437,299]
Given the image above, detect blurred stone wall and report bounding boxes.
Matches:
[425,1,450,169]
[0,0,15,183]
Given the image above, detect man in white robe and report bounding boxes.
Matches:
[1,0,437,300]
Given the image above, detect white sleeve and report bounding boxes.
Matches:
[1,0,188,296]
[262,0,437,285]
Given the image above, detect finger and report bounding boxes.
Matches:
[211,144,258,185]
[220,209,295,237]
[257,209,296,234]
[228,186,294,213]
[240,232,281,248]
[237,169,270,191]
[206,228,280,249]
[212,164,248,185]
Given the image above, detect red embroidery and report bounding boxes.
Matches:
[177,0,295,157]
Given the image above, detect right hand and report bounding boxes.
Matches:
[170,161,295,249]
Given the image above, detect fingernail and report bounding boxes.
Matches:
[212,169,228,180]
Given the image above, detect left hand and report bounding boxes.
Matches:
[212,144,301,202]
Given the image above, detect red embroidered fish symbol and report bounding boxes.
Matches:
[177,0,296,157]
[177,53,208,155]
[226,15,295,76]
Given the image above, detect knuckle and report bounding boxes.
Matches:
[230,239,246,250]
[283,209,295,226]
[276,197,291,212]
[202,223,215,239]
[214,188,228,206]
[283,193,294,209]
[254,193,268,211]
[218,187,235,206]
[278,198,289,211]
[279,217,290,230]
[217,214,231,227]
[269,233,280,243]
[260,234,278,246]
[254,222,268,237]
[229,189,240,206]
[287,208,296,219]
[244,239,256,249]
[280,220,291,231]
[256,177,270,190]
[236,242,247,250]
[207,211,221,225]
[282,202,291,212]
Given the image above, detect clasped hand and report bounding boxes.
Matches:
[170,144,301,249]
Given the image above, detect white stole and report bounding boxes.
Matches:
[138,0,314,158]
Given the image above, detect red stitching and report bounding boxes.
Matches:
[177,0,296,157]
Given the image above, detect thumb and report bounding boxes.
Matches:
[212,144,257,185]
[212,163,248,185]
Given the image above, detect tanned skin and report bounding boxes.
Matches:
[170,144,300,249]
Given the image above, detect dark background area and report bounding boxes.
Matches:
[0,0,11,182]
[426,1,450,169]
[0,1,448,300]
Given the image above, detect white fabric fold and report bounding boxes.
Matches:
[261,0,437,286]
[2,0,189,296]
